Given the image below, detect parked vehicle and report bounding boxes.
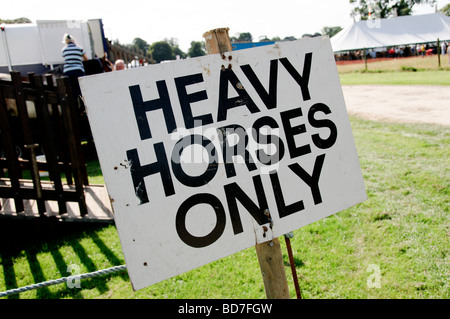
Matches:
[0,19,109,76]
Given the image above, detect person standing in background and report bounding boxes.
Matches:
[61,33,88,102]
[445,42,450,65]
[114,59,126,70]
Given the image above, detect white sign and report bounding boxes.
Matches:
[80,37,366,291]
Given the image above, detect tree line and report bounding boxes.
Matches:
[0,17,32,24]
[350,0,438,19]
[2,1,448,64]
[120,0,448,63]
[124,26,344,63]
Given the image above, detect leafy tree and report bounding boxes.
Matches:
[164,37,179,47]
[350,0,391,19]
[146,39,187,63]
[350,0,368,19]
[271,36,281,42]
[172,46,186,59]
[258,35,296,43]
[0,17,31,24]
[321,26,343,38]
[283,36,297,41]
[258,36,271,42]
[149,41,174,63]
[439,3,450,16]
[302,32,322,38]
[163,38,186,59]
[391,0,415,15]
[132,37,149,54]
[237,32,253,42]
[187,41,205,58]
[350,0,436,20]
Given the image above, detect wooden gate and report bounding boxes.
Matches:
[0,71,90,219]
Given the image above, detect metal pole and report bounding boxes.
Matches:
[284,232,302,299]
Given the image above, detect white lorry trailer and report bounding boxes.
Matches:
[0,19,108,76]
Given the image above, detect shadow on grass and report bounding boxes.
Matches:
[283,254,305,268]
[0,216,126,299]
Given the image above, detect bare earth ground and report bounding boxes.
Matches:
[342,85,450,127]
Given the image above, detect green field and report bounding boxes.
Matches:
[337,55,450,73]
[0,64,449,299]
[337,55,450,85]
[1,115,448,299]
[339,70,450,85]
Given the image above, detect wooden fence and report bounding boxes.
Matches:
[0,71,89,217]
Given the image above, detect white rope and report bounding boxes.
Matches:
[0,265,127,298]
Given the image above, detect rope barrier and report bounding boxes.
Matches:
[1,234,300,298]
[0,265,127,298]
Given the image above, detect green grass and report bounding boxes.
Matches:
[85,157,104,185]
[339,70,450,86]
[336,55,450,86]
[1,116,448,299]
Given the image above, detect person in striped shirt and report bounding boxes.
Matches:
[61,33,88,99]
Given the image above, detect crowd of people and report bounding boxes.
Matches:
[334,41,449,61]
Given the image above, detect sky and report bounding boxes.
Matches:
[2,0,448,52]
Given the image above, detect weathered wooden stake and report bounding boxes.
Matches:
[202,28,290,299]
[203,28,233,56]
[255,237,290,299]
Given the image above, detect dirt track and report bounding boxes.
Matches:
[342,85,450,127]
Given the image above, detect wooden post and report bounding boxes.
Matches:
[364,48,368,71]
[30,74,67,214]
[203,28,233,56]
[0,82,24,212]
[202,28,290,299]
[11,71,46,214]
[45,74,74,185]
[255,238,290,299]
[437,38,441,68]
[57,77,88,216]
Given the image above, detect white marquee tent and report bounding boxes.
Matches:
[331,13,450,52]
